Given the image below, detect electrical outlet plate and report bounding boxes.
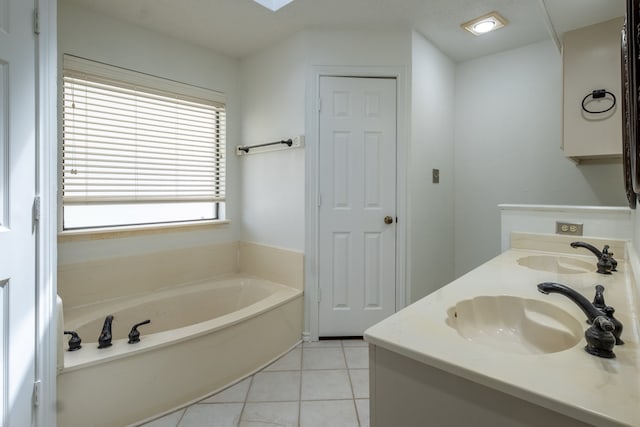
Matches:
[556,221,583,236]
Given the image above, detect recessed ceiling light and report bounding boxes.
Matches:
[461,12,508,36]
[253,0,296,12]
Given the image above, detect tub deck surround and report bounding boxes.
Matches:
[57,241,240,308]
[239,241,305,291]
[57,240,305,308]
[365,233,640,427]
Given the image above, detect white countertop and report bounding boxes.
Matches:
[365,233,640,427]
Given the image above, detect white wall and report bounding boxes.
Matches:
[409,31,455,301]
[454,39,627,277]
[239,33,307,251]
[58,0,241,264]
[302,29,411,66]
[239,29,412,253]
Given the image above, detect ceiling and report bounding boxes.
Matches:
[63,0,626,62]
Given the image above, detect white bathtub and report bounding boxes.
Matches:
[57,275,303,427]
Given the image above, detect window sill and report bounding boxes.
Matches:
[57,219,230,243]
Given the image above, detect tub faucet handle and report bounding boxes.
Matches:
[63,330,82,351]
[98,315,114,349]
[128,319,151,344]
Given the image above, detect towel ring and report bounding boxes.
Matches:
[581,89,616,114]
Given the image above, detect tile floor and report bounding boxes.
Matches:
[140,339,369,427]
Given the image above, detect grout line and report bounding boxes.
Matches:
[300,398,358,402]
[298,344,303,427]
[174,408,186,427]
[343,342,357,400]
[300,398,360,403]
[342,340,363,426]
[238,375,254,423]
[301,397,362,402]
[353,398,362,427]
[301,367,352,371]
[263,368,304,372]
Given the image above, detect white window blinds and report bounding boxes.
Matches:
[62,56,226,207]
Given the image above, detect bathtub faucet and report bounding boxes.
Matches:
[570,241,617,274]
[98,315,114,349]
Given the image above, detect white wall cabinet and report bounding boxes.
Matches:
[563,18,624,160]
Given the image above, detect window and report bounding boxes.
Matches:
[61,55,226,230]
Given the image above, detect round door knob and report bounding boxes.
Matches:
[384,216,394,224]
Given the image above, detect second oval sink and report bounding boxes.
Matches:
[517,255,594,274]
[446,296,583,355]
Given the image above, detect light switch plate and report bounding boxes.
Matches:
[432,169,439,184]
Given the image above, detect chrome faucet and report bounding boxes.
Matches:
[537,282,624,358]
[98,315,114,349]
[570,241,617,274]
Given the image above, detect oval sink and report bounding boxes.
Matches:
[517,255,594,274]
[446,296,583,355]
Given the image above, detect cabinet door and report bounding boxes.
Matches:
[563,18,624,159]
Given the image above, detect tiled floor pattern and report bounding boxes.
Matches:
[141,339,369,427]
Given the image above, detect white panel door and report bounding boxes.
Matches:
[0,0,38,425]
[318,76,396,336]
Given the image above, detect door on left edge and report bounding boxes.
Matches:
[0,0,38,425]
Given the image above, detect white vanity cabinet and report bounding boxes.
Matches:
[368,344,590,427]
[562,18,624,160]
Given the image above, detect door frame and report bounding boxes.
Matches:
[304,66,408,341]
[36,1,57,426]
